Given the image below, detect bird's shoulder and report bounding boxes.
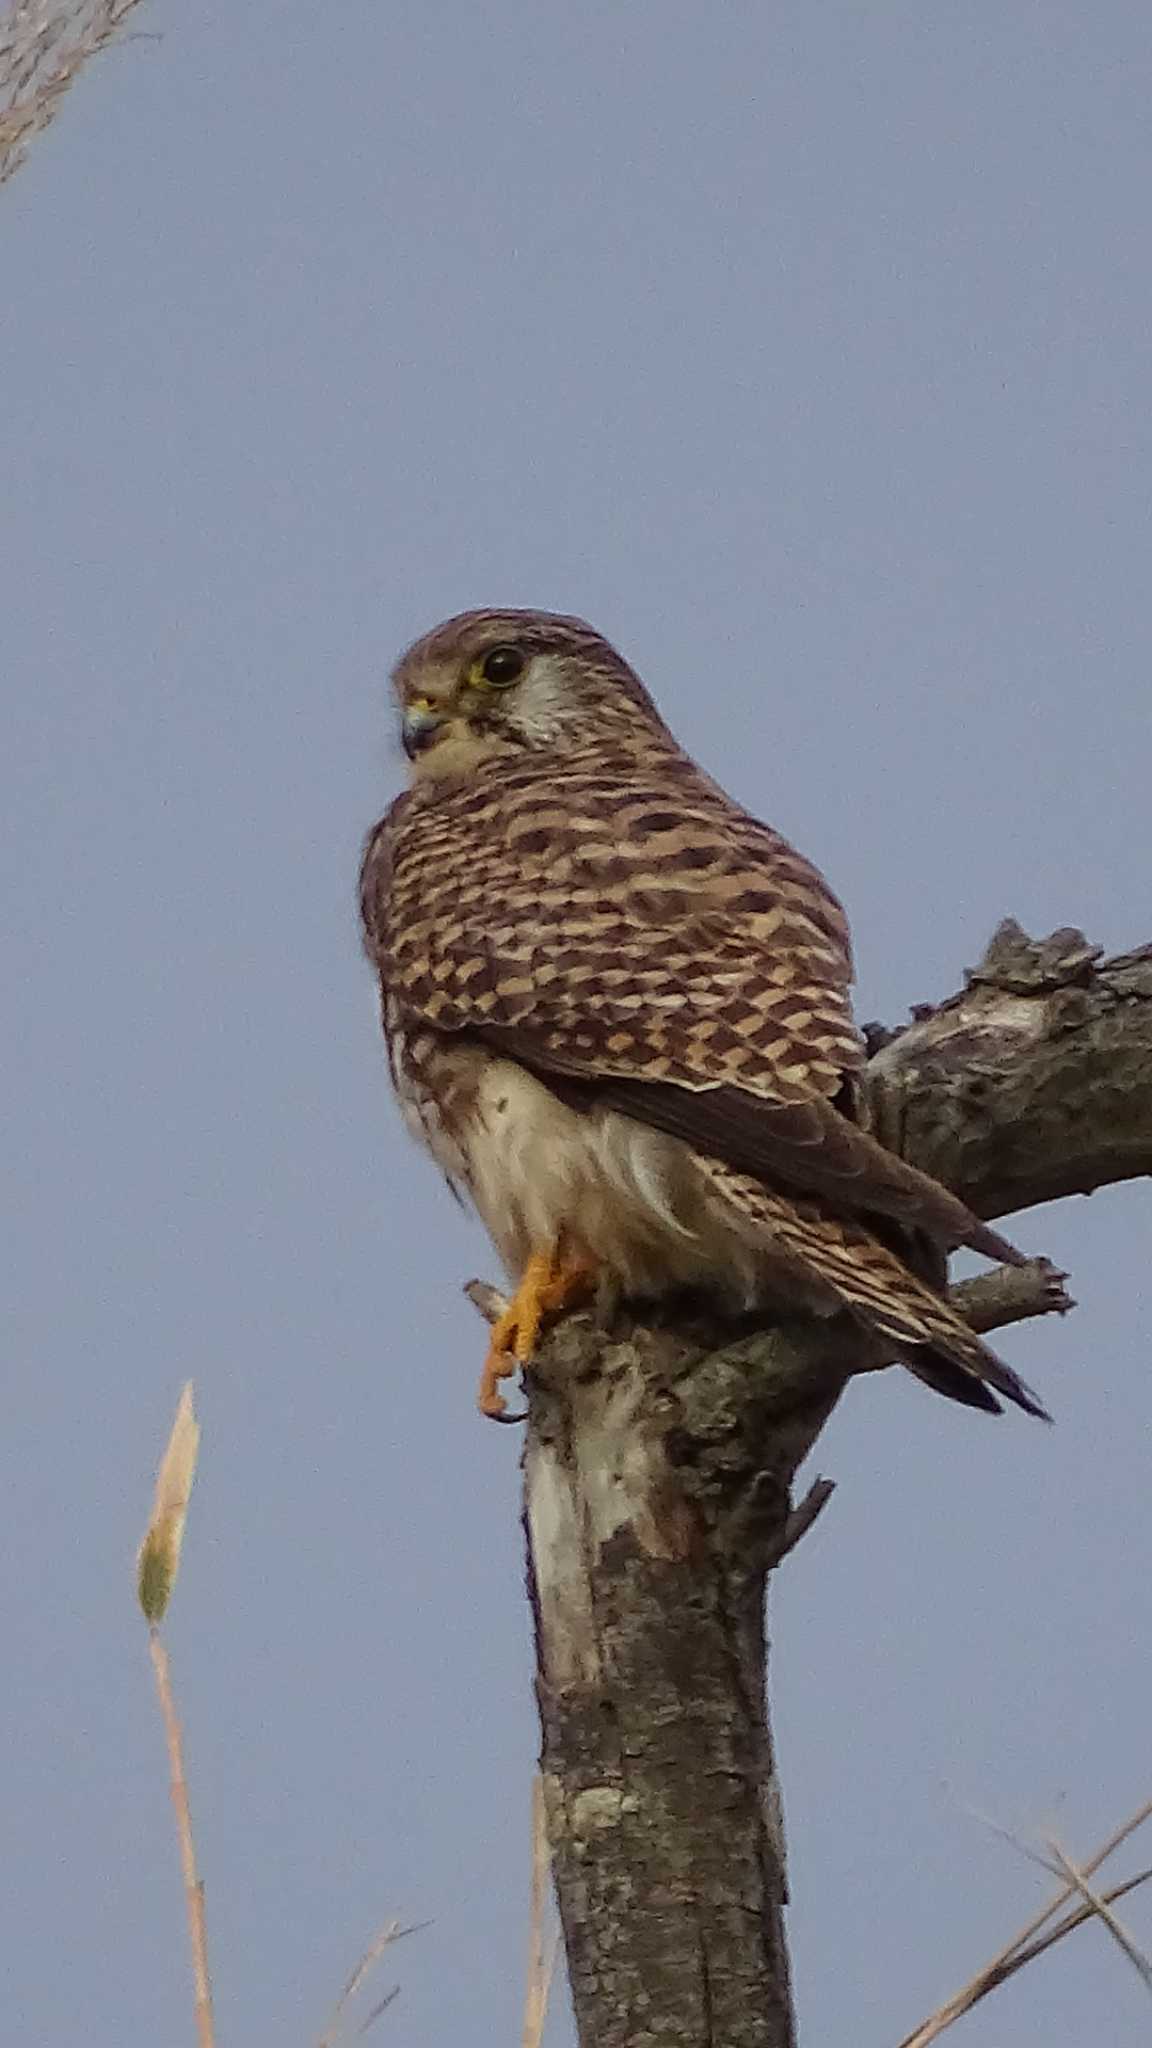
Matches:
[369,744,851,973]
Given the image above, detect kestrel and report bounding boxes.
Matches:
[360,609,1047,1424]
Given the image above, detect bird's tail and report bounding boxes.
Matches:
[699,1159,1050,1419]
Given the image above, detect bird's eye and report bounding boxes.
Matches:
[478,645,525,688]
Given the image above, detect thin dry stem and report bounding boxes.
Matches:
[355,1985,400,2035]
[315,1917,424,2048]
[1008,1868,1152,1976]
[1044,1840,1152,1994]
[898,1798,1152,2047]
[898,1866,1152,2030]
[148,1631,215,2048]
[522,1773,559,2048]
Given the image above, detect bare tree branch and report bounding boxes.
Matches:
[524,924,1151,2048]
[864,922,1152,1219]
[949,1257,1073,1335]
[763,1474,836,1567]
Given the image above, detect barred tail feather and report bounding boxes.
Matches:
[898,1349,1006,1415]
[818,1254,1051,1421]
[698,1158,1051,1421]
[872,1324,1050,1421]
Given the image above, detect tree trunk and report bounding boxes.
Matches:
[516,924,1152,2048]
[525,1312,848,2048]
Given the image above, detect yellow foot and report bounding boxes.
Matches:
[477,1246,596,1421]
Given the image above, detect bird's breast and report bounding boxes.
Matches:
[387,1018,810,1306]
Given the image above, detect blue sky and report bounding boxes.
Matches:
[3,4,1150,2041]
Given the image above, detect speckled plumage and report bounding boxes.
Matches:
[360,608,1046,1419]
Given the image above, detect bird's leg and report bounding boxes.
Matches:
[477,1244,597,1421]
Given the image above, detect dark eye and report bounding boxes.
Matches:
[480,645,525,687]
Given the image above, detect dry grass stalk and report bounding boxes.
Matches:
[149,1632,215,2048]
[898,1796,1152,2047]
[0,0,151,185]
[522,1773,558,2048]
[1044,1839,1152,1994]
[894,1863,1152,2041]
[315,1918,424,2047]
[137,1384,214,2048]
[999,1866,1152,1978]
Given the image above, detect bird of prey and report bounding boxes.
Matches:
[360,609,1047,1424]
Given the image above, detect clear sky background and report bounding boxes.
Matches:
[3,5,1150,2043]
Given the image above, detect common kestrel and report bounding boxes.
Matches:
[360,609,1047,1423]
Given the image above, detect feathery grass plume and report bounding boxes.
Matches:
[138,1380,200,1624]
[138,1383,215,2048]
[0,0,153,186]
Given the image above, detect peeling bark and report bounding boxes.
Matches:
[518,926,1152,2048]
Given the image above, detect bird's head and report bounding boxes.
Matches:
[391,609,663,779]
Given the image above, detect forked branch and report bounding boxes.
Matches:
[521,925,1151,2048]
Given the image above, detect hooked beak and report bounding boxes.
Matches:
[401,698,444,760]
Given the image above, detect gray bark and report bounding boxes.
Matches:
[516,925,1152,2048]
